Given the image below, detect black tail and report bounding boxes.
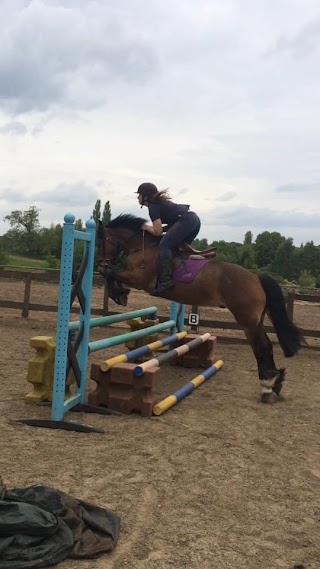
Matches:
[259,275,303,357]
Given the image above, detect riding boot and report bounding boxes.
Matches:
[151,259,174,296]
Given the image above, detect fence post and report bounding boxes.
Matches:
[286,292,295,322]
[22,272,32,318]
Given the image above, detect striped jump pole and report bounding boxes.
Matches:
[100,330,188,371]
[134,332,211,376]
[153,359,224,416]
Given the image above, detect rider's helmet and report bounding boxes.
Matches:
[136,182,158,200]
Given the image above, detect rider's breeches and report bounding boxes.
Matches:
[158,211,201,262]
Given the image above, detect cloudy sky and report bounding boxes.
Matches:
[0,0,320,245]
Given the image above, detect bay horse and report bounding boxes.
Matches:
[96,214,303,401]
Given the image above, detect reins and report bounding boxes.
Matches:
[103,228,157,268]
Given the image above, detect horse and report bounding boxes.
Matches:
[96,214,303,401]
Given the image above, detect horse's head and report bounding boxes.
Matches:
[96,214,150,306]
[96,221,120,276]
[96,214,148,276]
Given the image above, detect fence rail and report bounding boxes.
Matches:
[0,269,108,317]
[1,268,320,346]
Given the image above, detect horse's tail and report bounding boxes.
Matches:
[259,274,303,357]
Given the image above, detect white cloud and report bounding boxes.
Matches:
[0,0,320,246]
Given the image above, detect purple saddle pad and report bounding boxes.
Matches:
[172,258,208,283]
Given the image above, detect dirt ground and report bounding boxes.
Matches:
[1,280,320,569]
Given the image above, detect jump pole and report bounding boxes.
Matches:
[100,330,188,371]
[133,332,211,376]
[88,320,177,353]
[69,306,158,331]
[153,359,224,416]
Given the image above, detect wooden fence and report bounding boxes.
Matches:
[1,269,320,347]
[0,269,109,317]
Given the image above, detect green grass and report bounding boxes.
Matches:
[6,255,51,270]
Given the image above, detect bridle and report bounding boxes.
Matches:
[98,227,157,271]
[101,233,121,263]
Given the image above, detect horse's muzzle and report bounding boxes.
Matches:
[97,261,112,278]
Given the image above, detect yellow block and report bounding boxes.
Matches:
[25,336,74,404]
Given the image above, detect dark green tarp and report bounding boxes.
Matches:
[0,478,120,569]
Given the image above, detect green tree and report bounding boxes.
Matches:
[271,238,295,280]
[0,243,8,267]
[75,219,83,231]
[4,206,40,232]
[299,270,316,288]
[39,224,62,258]
[213,240,242,264]
[92,199,101,224]
[102,201,111,225]
[192,238,209,250]
[4,206,41,255]
[239,244,256,269]
[298,241,320,278]
[243,231,253,245]
[255,231,284,268]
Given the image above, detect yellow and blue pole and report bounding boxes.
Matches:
[153,359,224,416]
[100,331,187,371]
[134,332,211,376]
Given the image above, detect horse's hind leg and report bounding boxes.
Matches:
[243,323,286,402]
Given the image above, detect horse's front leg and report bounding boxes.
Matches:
[243,323,286,402]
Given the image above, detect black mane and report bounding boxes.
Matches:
[106,214,147,233]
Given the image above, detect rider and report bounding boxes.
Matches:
[136,182,201,296]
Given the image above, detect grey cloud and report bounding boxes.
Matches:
[0,187,28,202]
[204,204,320,229]
[182,131,320,181]
[275,183,320,194]
[217,191,237,201]
[33,182,99,206]
[0,121,27,135]
[0,182,100,207]
[270,17,320,58]
[0,1,159,113]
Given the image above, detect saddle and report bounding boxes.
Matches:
[161,224,217,259]
[179,242,216,259]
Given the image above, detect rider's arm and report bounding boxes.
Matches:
[142,218,163,237]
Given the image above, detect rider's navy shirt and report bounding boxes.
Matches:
[148,202,189,224]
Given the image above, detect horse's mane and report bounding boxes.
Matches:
[106,214,147,233]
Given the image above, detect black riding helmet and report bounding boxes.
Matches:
[136,182,158,200]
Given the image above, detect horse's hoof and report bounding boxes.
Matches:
[260,392,272,404]
[272,368,286,396]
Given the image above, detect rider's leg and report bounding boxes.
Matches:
[183,213,201,244]
[151,243,174,296]
[151,213,201,296]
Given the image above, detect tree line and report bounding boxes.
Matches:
[0,201,111,268]
[192,229,320,288]
[1,204,320,288]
